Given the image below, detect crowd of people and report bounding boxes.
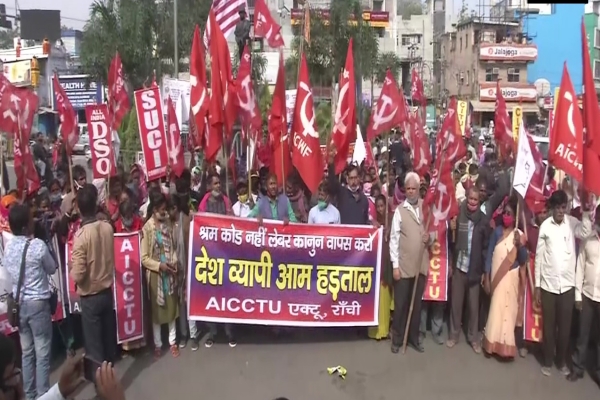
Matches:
[0,130,598,399]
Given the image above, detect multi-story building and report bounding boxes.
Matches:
[440,18,539,126]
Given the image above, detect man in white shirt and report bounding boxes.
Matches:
[568,205,600,382]
[308,181,340,224]
[534,190,592,377]
[231,179,257,218]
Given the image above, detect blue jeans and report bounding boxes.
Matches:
[19,300,52,400]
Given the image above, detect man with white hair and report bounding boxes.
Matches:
[389,171,432,353]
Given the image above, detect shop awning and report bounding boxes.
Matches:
[470,100,540,114]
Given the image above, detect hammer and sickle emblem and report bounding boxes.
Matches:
[298,81,319,139]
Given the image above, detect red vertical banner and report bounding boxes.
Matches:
[523,256,543,342]
[113,233,144,344]
[134,87,169,181]
[422,231,449,301]
[85,104,117,179]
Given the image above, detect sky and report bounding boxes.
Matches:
[8,0,94,30]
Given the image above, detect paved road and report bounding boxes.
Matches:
[58,329,598,400]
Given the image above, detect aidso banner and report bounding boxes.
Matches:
[65,232,144,344]
[523,256,542,342]
[134,87,169,181]
[85,104,117,179]
[0,232,66,335]
[422,233,450,302]
[188,213,382,327]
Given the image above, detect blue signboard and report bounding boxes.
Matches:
[54,75,103,111]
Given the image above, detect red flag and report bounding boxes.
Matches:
[367,70,408,141]
[107,52,130,131]
[548,63,583,182]
[12,88,41,196]
[524,133,547,212]
[423,166,458,233]
[166,97,185,178]
[331,39,356,175]
[254,0,284,48]
[493,81,514,157]
[409,112,431,176]
[206,10,227,162]
[291,53,323,193]
[435,98,467,168]
[190,25,209,148]
[268,50,291,185]
[410,68,426,110]
[52,73,78,156]
[0,84,37,140]
[235,45,262,132]
[582,19,600,156]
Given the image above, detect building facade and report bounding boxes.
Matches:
[440,19,538,127]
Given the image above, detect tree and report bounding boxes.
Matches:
[79,0,211,90]
[315,102,332,144]
[457,0,470,24]
[398,0,424,19]
[0,29,16,50]
[231,52,268,84]
[373,52,402,85]
[284,0,379,89]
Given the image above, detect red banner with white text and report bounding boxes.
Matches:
[85,104,117,179]
[134,86,169,181]
[113,233,144,344]
[422,230,449,301]
[523,256,543,342]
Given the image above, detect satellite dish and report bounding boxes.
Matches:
[534,78,551,97]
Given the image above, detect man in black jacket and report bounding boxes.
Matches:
[446,169,509,353]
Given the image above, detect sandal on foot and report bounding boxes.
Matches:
[170,344,180,358]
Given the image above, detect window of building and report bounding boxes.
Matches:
[465,33,469,47]
[466,70,470,86]
[401,34,421,46]
[485,68,499,82]
[459,37,462,51]
[507,68,520,82]
[595,28,600,49]
[594,60,600,79]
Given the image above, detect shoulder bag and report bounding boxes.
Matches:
[6,240,31,328]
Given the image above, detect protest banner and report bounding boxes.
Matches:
[0,232,66,335]
[134,86,169,181]
[523,256,542,342]
[422,232,450,302]
[187,213,382,327]
[113,233,144,344]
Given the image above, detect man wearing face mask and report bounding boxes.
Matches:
[389,172,432,353]
[308,181,340,224]
[327,158,369,225]
[232,179,256,218]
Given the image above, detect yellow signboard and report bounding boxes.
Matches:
[512,106,522,140]
[2,60,31,86]
[456,100,467,136]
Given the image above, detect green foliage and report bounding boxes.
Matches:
[373,52,403,85]
[397,0,425,19]
[257,83,273,127]
[231,52,268,84]
[286,0,379,88]
[0,29,16,50]
[80,0,211,90]
[315,102,332,145]
[118,109,141,152]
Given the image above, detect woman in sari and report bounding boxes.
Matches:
[140,191,180,359]
[482,197,528,358]
[368,194,393,340]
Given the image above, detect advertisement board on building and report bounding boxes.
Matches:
[55,75,104,110]
[3,60,31,86]
[479,44,538,62]
[162,78,191,127]
[479,83,537,102]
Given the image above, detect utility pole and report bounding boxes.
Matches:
[173,0,178,77]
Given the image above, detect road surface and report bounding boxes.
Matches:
[57,329,598,400]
